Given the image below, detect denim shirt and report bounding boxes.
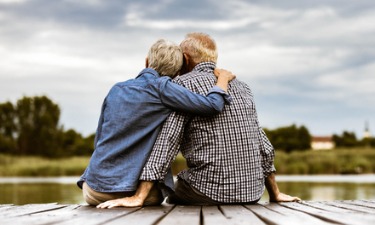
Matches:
[78,68,231,193]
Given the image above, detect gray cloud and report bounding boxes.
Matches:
[0,0,374,137]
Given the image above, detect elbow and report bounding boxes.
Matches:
[210,102,225,114]
[215,105,225,114]
[196,103,224,117]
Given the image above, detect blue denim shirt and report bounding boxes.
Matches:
[78,68,231,193]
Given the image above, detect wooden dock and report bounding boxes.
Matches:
[1,200,375,225]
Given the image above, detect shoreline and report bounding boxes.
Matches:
[1,174,375,184]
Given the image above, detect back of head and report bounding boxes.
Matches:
[180,32,218,65]
[147,39,183,78]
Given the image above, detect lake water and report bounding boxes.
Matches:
[0,175,374,204]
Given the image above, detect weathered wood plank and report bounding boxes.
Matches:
[201,206,228,225]
[280,201,375,225]
[363,199,375,203]
[157,205,201,225]
[219,205,267,225]
[0,203,67,218]
[0,204,80,225]
[300,201,354,213]
[245,203,308,225]
[260,202,333,225]
[53,205,140,225]
[1,200,375,225]
[0,205,14,212]
[326,200,375,214]
[105,205,173,225]
[344,199,375,209]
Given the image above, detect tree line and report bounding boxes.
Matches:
[0,96,94,158]
[264,125,375,152]
[0,96,373,158]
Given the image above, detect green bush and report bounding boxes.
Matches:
[274,148,375,174]
[1,148,374,176]
[0,154,89,176]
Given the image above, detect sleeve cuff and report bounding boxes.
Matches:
[263,164,276,177]
[208,86,232,104]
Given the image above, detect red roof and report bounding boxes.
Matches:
[312,136,333,142]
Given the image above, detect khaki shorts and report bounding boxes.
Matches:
[82,182,164,206]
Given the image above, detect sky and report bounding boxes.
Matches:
[0,0,374,138]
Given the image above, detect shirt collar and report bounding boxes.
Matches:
[192,62,216,73]
[136,68,160,78]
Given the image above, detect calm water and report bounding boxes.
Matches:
[0,175,374,204]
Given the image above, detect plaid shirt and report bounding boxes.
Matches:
[140,62,276,203]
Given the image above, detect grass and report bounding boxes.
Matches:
[0,154,89,176]
[274,148,375,174]
[1,147,374,176]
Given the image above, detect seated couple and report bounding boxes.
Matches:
[77,32,301,208]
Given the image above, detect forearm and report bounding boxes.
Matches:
[134,181,154,202]
[215,75,230,93]
[265,173,280,202]
[161,80,229,115]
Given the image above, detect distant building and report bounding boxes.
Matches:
[364,120,371,139]
[311,136,335,150]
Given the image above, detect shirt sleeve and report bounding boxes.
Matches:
[242,82,276,177]
[259,128,276,177]
[139,111,188,187]
[158,77,232,116]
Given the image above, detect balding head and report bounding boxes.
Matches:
[180,32,218,66]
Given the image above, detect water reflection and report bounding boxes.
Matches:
[1,176,375,204]
[264,182,375,201]
[0,183,84,205]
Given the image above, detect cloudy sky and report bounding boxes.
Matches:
[1,0,374,138]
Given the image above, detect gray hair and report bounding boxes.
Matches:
[147,39,183,78]
[180,32,218,64]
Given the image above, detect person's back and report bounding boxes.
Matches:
[154,62,275,203]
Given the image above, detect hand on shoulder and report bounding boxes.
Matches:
[214,68,236,81]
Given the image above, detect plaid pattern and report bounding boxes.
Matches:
[140,62,276,203]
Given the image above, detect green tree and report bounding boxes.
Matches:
[264,124,311,152]
[59,129,95,157]
[16,96,61,156]
[297,125,311,150]
[0,102,17,153]
[77,133,95,156]
[333,131,358,148]
[0,96,95,157]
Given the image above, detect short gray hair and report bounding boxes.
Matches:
[180,32,218,64]
[147,39,183,78]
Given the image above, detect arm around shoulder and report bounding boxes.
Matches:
[159,75,233,116]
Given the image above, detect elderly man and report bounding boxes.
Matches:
[97,33,300,208]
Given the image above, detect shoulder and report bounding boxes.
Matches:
[109,80,133,92]
[230,79,254,97]
[174,71,215,88]
[234,79,251,90]
[175,71,211,81]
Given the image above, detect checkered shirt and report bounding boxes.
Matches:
[140,62,276,203]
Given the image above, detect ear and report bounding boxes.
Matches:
[145,57,149,67]
[180,53,190,75]
[183,53,190,66]
[182,53,196,73]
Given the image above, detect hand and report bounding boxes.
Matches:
[214,68,236,81]
[270,192,301,202]
[96,196,143,209]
